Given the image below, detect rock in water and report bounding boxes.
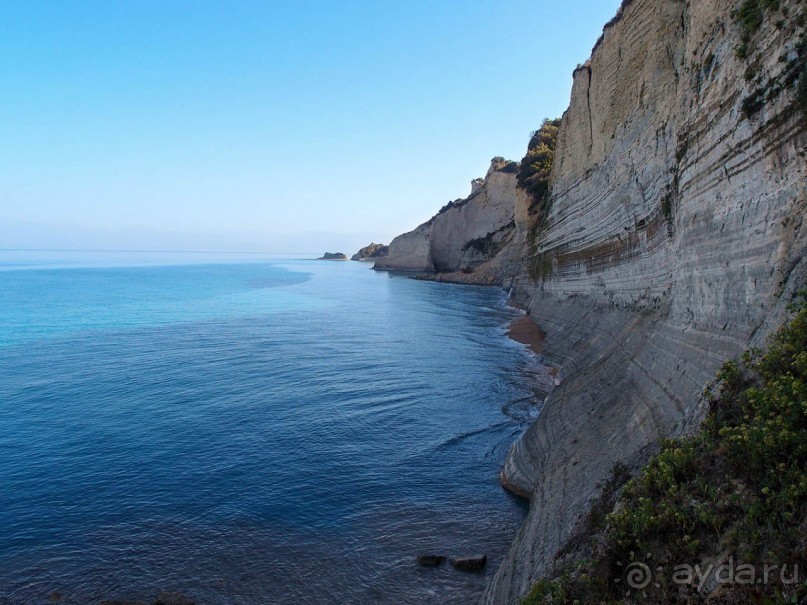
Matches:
[153,592,195,605]
[317,252,347,260]
[450,554,487,571]
[416,554,446,567]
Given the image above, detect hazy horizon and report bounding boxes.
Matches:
[0,219,391,257]
[1,0,622,252]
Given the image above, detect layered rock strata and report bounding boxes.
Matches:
[482,0,807,602]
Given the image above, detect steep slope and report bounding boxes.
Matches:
[482,0,807,602]
[374,159,520,274]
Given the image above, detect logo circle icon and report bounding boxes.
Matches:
[625,561,652,590]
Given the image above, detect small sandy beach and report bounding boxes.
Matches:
[506,314,546,355]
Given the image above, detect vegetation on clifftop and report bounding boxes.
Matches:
[491,156,520,174]
[434,157,518,220]
[523,293,807,604]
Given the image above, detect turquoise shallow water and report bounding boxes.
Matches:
[0,252,545,604]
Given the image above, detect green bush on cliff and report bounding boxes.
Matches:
[799,66,807,114]
[462,220,516,257]
[517,118,561,217]
[735,0,782,59]
[522,293,807,605]
[519,118,562,281]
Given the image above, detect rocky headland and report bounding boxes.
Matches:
[376,0,807,602]
[374,157,522,276]
[351,243,389,261]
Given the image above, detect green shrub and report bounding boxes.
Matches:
[462,221,515,257]
[735,0,782,59]
[737,0,765,38]
[522,294,807,604]
[517,118,561,217]
[661,192,673,223]
[741,87,766,116]
[518,118,562,271]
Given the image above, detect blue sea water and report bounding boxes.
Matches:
[0,251,546,604]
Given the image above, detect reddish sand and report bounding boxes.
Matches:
[507,315,546,355]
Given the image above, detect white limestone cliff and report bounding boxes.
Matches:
[373,160,519,273]
[482,0,807,602]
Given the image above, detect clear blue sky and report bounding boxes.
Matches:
[0,0,621,253]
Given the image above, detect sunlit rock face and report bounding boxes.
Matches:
[373,160,519,274]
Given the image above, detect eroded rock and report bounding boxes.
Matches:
[416,554,446,567]
[450,554,487,571]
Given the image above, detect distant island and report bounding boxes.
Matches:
[351,243,389,261]
[317,252,347,260]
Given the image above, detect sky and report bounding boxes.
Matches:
[0,0,622,254]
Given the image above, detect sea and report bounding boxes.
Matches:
[0,250,548,605]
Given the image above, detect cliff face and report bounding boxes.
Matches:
[374,161,519,273]
[375,0,805,601]
[482,0,807,602]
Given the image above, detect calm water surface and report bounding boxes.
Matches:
[0,252,547,604]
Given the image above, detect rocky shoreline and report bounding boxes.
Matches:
[412,270,501,287]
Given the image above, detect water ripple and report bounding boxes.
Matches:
[0,259,544,604]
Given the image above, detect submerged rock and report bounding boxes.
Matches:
[416,554,446,567]
[98,592,194,605]
[153,593,195,605]
[450,554,487,571]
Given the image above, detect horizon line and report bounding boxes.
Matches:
[0,247,322,256]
